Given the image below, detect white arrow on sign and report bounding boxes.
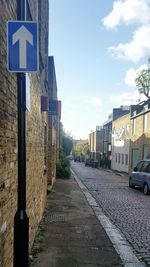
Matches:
[12,25,33,69]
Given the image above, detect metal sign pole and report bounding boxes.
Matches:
[13,0,29,266]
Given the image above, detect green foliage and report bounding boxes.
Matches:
[59,122,73,156]
[56,153,71,179]
[57,123,73,179]
[62,134,73,156]
[135,59,150,99]
[72,140,89,158]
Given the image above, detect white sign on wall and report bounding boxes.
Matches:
[26,74,30,112]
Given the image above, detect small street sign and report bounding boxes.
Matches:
[7,21,39,72]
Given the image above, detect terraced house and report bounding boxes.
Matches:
[111,111,131,173]
[89,102,150,174]
[130,99,150,168]
[0,1,60,266]
[89,126,103,162]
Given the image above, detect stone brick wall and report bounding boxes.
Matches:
[47,57,60,187]
[0,1,49,266]
[0,2,17,267]
[130,112,150,165]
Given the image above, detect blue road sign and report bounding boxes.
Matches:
[7,21,39,72]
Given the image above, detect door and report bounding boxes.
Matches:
[132,148,139,169]
[143,144,148,159]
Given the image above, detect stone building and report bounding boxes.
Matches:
[0,1,50,266]
[111,112,131,173]
[47,56,60,189]
[89,126,103,162]
[103,106,130,161]
[130,99,150,168]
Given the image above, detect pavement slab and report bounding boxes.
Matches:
[30,176,123,267]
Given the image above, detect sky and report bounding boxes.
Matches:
[49,0,150,140]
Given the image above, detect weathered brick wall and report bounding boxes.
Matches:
[47,115,58,186]
[0,0,49,266]
[131,112,150,163]
[25,0,49,248]
[0,2,17,267]
[96,130,103,154]
[47,57,59,186]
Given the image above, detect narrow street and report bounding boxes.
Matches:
[71,161,150,266]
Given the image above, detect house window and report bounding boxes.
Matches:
[143,144,148,159]
[144,104,148,111]
[125,154,128,165]
[143,113,148,133]
[118,153,120,164]
[122,154,124,164]
[115,153,117,163]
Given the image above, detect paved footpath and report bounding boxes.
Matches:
[30,175,124,267]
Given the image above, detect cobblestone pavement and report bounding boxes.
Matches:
[71,161,150,267]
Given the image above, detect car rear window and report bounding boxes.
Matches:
[141,161,150,173]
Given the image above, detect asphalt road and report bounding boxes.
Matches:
[71,161,150,266]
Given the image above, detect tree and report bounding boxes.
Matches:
[62,134,73,156]
[72,140,89,158]
[135,59,150,99]
[59,122,73,156]
[56,123,73,178]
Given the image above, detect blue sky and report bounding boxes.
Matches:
[49,0,150,139]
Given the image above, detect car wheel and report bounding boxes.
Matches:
[129,177,134,188]
[143,183,150,195]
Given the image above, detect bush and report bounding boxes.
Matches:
[56,154,71,179]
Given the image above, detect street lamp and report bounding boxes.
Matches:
[13,1,29,266]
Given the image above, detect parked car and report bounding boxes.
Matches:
[74,156,80,162]
[85,159,98,168]
[129,159,150,195]
[85,158,91,166]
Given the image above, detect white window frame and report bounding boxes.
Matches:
[143,113,148,133]
[132,119,136,134]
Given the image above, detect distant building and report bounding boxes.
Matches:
[111,112,131,173]
[89,126,104,162]
[103,106,130,161]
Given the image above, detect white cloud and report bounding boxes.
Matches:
[110,91,140,105]
[125,64,148,86]
[109,25,150,62]
[136,63,149,74]
[125,68,137,87]
[103,0,150,29]
[83,96,102,107]
[64,126,89,140]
